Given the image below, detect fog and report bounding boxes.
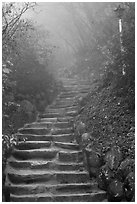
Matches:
[23,2,118,79]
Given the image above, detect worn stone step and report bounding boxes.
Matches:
[16,133,75,143]
[9,160,84,171]
[39,110,77,118]
[51,104,77,109]
[8,182,98,195]
[16,141,51,150]
[24,121,72,129]
[54,141,79,150]
[56,162,84,171]
[46,106,78,113]
[18,127,50,135]
[58,93,78,98]
[12,148,81,161]
[61,80,90,86]
[63,80,90,84]
[59,151,83,163]
[8,170,89,184]
[52,127,73,135]
[55,96,76,101]
[19,127,73,136]
[62,87,90,92]
[12,148,58,160]
[37,116,73,123]
[10,191,106,202]
[55,98,75,104]
[53,103,76,109]
[52,134,75,143]
[16,133,53,142]
[38,112,65,118]
[60,88,89,95]
[4,77,104,202]
[15,141,78,151]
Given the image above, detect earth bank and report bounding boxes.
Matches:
[74,79,135,202]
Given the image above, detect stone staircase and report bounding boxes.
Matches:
[5,78,106,202]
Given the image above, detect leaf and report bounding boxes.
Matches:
[3,68,11,74]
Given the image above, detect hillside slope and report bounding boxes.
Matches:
[74,79,135,201]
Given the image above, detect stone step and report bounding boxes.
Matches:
[19,127,73,135]
[52,127,73,135]
[24,121,72,129]
[9,160,84,171]
[8,170,89,184]
[18,127,50,135]
[8,182,98,196]
[4,78,105,202]
[65,83,90,87]
[52,104,77,109]
[39,110,77,118]
[16,141,51,150]
[62,86,90,91]
[17,133,75,143]
[16,141,78,151]
[37,116,73,123]
[12,148,82,161]
[10,191,106,202]
[60,88,89,94]
[58,93,79,98]
[57,95,76,99]
[58,151,83,163]
[55,97,76,102]
[54,141,79,150]
[52,134,75,143]
[54,101,76,107]
[12,148,58,160]
[58,92,88,99]
[46,106,78,113]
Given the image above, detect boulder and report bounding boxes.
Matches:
[124,172,135,201]
[81,133,92,147]
[107,179,124,202]
[89,166,100,178]
[104,145,122,170]
[75,121,86,144]
[98,165,114,190]
[117,158,135,180]
[85,148,103,168]
[76,121,86,135]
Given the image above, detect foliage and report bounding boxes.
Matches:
[74,81,135,201]
[62,2,134,86]
[2,2,62,172]
[74,4,135,200]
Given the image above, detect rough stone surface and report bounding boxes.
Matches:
[4,77,106,202]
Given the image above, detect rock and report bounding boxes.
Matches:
[117,158,135,180]
[85,148,102,168]
[76,121,86,135]
[131,194,135,202]
[98,165,114,191]
[81,133,91,147]
[107,179,124,202]
[89,166,99,178]
[104,145,122,170]
[124,172,135,201]
[75,121,86,144]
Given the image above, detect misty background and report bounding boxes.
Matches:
[23,2,119,79]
